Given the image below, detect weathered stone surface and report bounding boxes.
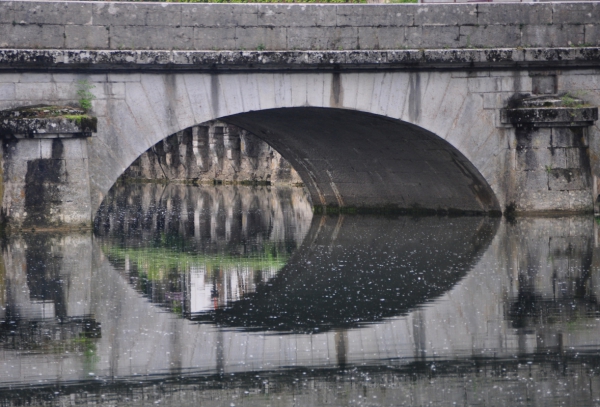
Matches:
[522,24,585,48]
[65,25,109,50]
[549,168,589,191]
[16,2,93,26]
[504,96,595,213]
[0,105,97,138]
[122,121,302,185]
[459,25,521,48]
[0,2,599,51]
[111,26,194,51]
[477,3,552,25]
[0,137,92,229]
[1,48,600,72]
[181,4,258,28]
[502,107,598,127]
[335,5,414,27]
[413,4,477,26]
[257,4,337,28]
[552,2,600,25]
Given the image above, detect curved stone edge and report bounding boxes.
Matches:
[1,47,599,71]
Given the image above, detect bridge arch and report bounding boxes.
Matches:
[86,71,502,213]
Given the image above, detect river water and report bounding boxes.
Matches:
[1,184,600,406]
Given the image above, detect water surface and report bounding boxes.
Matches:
[1,184,600,406]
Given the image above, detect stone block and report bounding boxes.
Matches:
[65,25,109,49]
[467,77,500,93]
[413,4,477,26]
[111,26,194,50]
[585,25,600,47]
[106,82,126,99]
[0,73,21,83]
[235,27,287,50]
[54,82,77,100]
[18,73,52,83]
[357,27,405,50]
[552,2,600,25]
[549,148,568,169]
[459,25,520,49]
[38,140,51,159]
[549,168,588,191]
[0,2,14,24]
[0,23,64,49]
[287,27,358,50]
[477,3,552,26]
[516,189,572,212]
[558,74,600,92]
[336,5,413,27]
[0,84,15,101]
[405,26,459,49]
[194,27,236,50]
[566,148,584,169]
[499,75,532,93]
[516,170,548,192]
[516,148,551,171]
[61,138,88,159]
[13,2,93,25]
[522,24,584,48]
[257,4,336,27]
[15,83,57,100]
[91,99,107,117]
[181,4,258,28]
[516,128,551,149]
[146,4,182,27]
[552,128,578,148]
[92,3,147,26]
[569,190,593,211]
[482,93,504,110]
[532,75,556,95]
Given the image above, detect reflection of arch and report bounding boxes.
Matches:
[90,72,503,214]
[193,214,500,333]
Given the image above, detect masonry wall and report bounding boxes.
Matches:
[122,121,303,185]
[0,2,599,51]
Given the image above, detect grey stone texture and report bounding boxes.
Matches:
[509,122,593,213]
[0,138,92,229]
[2,48,600,72]
[0,1,599,51]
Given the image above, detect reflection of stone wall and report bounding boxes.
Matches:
[95,183,313,315]
[121,121,303,185]
[5,216,600,406]
[95,183,313,246]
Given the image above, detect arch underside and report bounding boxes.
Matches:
[223,107,500,214]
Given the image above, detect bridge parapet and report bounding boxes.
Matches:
[0,2,598,51]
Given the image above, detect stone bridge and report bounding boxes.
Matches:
[1,1,600,227]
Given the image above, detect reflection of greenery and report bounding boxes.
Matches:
[102,240,291,317]
[104,244,288,281]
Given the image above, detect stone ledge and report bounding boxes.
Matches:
[1,48,600,72]
[501,107,598,127]
[0,105,97,138]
